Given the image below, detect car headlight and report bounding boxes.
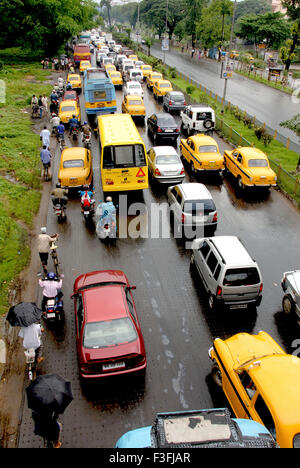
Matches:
[293,434,300,448]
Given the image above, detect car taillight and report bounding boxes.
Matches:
[184,101,186,106]
[213,212,218,223]
[155,168,161,176]
[176,128,180,133]
[157,127,162,133]
[180,168,185,175]
[181,213,185,223]
[169,100,172,105]
[259,283,263,293]
[216,286,222,297]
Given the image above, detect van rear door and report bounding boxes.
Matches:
[221,267,262,308]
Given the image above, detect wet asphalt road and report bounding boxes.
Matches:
[18,61,300,448]
[149,43,300,146]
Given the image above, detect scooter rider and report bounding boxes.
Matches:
[51,183,68,208]
[81,121,91,143]
[96,196,117,238]
[79,184,95,213]
[50,113,60,134]
[39,272,63,312]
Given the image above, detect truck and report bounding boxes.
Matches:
[73,44,91,67]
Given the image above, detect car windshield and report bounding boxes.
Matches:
[128,100,142,105]
[111,74,119,78]
[248,159,268,167]
[83,317,137,348]
[68,77,78,81]
[198,145,218,153]
[156,154,180,164]
[183,199,216,215]
[223,268,260,286]
[157,116,176,126]
[63,159,84,168]
[61,106,76,112]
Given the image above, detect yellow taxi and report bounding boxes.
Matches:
[209,331,300,448]
[140,64,152,80]
[153,79,173,100]
[180,134,224,173]
[108,70,123,89]
[230,50,239,59]
[224,146,277,190]
[79,60,92,74]
[66,73,82,94]
[128,55,138,63]
[146,71,163,90]
[121,95,146,121]
[105,64,116,74]
[58,100,81,125]
[58,147,93,189]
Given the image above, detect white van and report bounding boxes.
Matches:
[190,236,263,311]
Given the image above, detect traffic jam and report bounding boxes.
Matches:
[17,28,300,449]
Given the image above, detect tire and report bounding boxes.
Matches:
[211,363,222,388]
[238,176,245,191]
[208,294,216,311]
[282,294,295,315]
[190,161,196,174]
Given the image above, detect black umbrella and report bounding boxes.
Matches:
[6,302,42,327]
[26,374,73,415]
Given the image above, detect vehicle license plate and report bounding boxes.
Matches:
[103,361,125,371]
[47,313,56,318]
[165,129,173,132]
[230,304,247,310]
[209,161,216,167]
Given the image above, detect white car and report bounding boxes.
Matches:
[124,81,144,98]
[147,146,185,185]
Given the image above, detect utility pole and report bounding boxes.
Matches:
[163,0,169,63]
[221,0,237,113]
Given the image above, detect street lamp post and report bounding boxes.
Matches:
[221,0,237,114]
[163,0,169,63]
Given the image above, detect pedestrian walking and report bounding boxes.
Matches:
[37,227,59,272]
[41,95,48,116]
[198,49,202,60]
[40,126,50,149]
[60,57,65,70]
[38,95,43,119]
[191,48,195,59]
[31,411,62,448]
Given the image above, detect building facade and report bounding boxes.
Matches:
[268,0,287,13]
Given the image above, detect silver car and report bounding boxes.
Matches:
[163,91,186,113]
[282,270,300,318]
[147,146,185,184]
[167,183,218,237]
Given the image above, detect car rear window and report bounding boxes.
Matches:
[61,106,76,112]
[198,145,218,153]
[128,99,142,105]
[248,159,268,167]
[183,199,216,214]
[196,112,212,121]
[63,159,84,168]
[83,318,137,348]
[171,94,184,102]
[157,116,176,126]
[223,268,260,287]
[156,154,180,164]
[160,83,171,88]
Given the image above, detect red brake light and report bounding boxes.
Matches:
[180,168,185,175]
[184,101,186,105]
[176,128,180,133]
[169,101,172,105]
[213,212,218,223]
[216,286,222,297]
[259,283,263,293]
[155,168,161,176]
[181,213,185,223]
[157,127,162,133]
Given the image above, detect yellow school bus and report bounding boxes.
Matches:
[98,114,148,193]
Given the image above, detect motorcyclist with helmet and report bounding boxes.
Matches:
[79,184,95,214]
[81,120,91,145]
[69,114,80,136]
[51,183,68,209]
[39,272,63,312]
[96,196,117,238]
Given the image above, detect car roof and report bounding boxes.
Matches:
[208,236,255,266]
[169,91,184,96]
[156,113,176,121]
[177,182,212,200]
[61,147,87,159]
[60,99,78,107]
[189,134,219,146]
[83,284,127,323]
[238,147,268,160]
[153,146,178,156]
[127,81,141,86]
[188,104,213,111]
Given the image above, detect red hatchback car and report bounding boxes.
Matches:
[72,270,147,379]
[63,90,79,103]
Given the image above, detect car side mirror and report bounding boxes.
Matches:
[70,293,78,299]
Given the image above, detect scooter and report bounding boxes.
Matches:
[70,126,79,141]
[44,295,64,323]
[96,201,117,240]
[52,199,67,222]
[96,220,117,240]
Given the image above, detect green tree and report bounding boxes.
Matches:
[196,0,232,49]
[235,0,271,20]
[280,114,300,172]
[281,0,300,71]
[100,0,112,28]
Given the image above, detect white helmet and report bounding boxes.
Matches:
[106,196,112,202]
[40,227,47,234]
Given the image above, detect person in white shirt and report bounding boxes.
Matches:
[18,323,44,363]
[40,126,50,149]
[39,272,63,311]
[50,113,60,134]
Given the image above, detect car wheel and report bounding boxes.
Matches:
[190,162,196,174]
[211,363,222,388]
[208,294,216,311]
[282,294,295,315]
[238,176,245,191]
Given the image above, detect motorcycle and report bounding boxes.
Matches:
[80,190,95,223]
[82,132,91,149]
[44,294,64,323]
[96,201,117,240]
[70,125,79,141]
[96,220,117,240]
[52,198,67,222]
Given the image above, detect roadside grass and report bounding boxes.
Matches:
[0,49,52,315]
[234,69,294,96]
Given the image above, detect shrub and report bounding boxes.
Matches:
[186,85,195,95]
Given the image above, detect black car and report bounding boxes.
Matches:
[147,113,180,145]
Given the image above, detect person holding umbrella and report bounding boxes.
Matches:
[26,374,73,448]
